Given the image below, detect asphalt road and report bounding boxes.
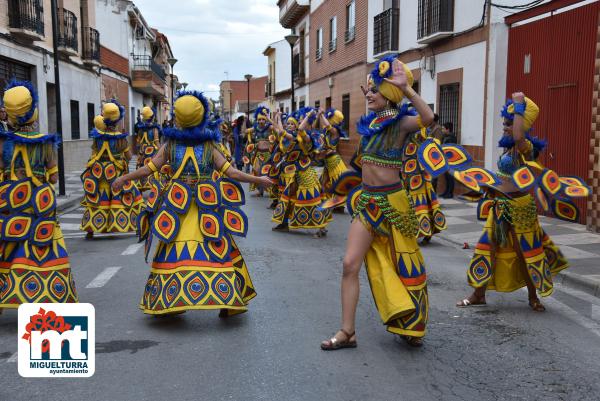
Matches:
[2,186,600,401]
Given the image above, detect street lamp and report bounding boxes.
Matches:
[167,57,178,112]
[244,74,253,121]
[285,33,299,112]
[182,82,188,90]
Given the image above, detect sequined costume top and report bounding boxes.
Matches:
[357,104,416,169]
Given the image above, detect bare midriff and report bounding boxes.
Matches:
[256,139,271,152]
[362,161,402,187]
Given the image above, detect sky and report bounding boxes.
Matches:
[133,0,288,100]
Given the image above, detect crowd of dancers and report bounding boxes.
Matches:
[0,54,591,350]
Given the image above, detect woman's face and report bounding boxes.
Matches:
[366,87,387,111]
[502,118,513,136]
[286,120,297,131]
[0,108,6,120]
[257,117,267,128]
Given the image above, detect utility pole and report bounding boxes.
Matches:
[51,0,65,196]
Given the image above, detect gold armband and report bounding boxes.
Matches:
[219,161,231,176]
[47,166,58,176]
[147,160,158,173]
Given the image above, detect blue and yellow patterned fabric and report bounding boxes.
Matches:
[136,91,256,315]
[346,181,428,337]
[0,81,77,306]
[80,125,144,234]
[317,123,350,211]
[135,118,162,191]
[271,130,327,230]
[401,131,449,239]
[468,194,568,296]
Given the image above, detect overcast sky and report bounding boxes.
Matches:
[133,0,288,100]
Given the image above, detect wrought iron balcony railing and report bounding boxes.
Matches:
[57,8,78,52]
[8,0,44,38]
[82,27,100,63]
[374,8,399,55]
[132,55,167,81]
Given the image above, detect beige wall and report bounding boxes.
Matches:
[63,139,93,172]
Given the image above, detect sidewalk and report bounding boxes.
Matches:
[437,197,600,297]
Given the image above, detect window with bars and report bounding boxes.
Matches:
[438,82,460,138]
[342,94,350,132]
[345,1,356,43]
[329,17,337,52]
[70,100,80,140]
[314,100,320,109]
[373,7,399,55]
[417,0,454,39]
[316,28,323,60]
[0,57,31,98]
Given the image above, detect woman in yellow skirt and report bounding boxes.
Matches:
[271,108,328,234]
[0,80,77,311]
[112,90,272,316]
[321,56,434,349]
[80,100,144,239]
[246,106,277,197]
[134,106,161,191]
[456,92,588,311]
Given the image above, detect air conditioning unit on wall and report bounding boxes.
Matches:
[424,56,435,73]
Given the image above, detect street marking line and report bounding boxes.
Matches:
[58,223,82,231]
[593,305,600,323]
[59,213,82,219]
[7,352,17,363]
[121,243,144,256]
[85,267,122,289]
[544,296,600,339]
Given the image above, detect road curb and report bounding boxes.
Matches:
[436,232,600,299]
[57,194,83,213]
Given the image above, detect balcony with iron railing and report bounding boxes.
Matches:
[374,8,399,56]
[292,53,306,87]
[82,27,100,65]
[57,8,78,56]
[279,0,310,29]
[417,0,454,44]
[8,0,44,41]
[131,55,167,97]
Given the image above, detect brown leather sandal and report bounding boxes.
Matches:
[529,298,546,312]
[321,329,357,351]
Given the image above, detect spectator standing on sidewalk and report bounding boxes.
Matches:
[440,122,457,198]
[0,106,9,131]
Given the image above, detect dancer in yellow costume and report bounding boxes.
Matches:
[271,108,328,234]
[134,106,161,191]
[112,90,272,316]
[315,108,350,222]
[321,56,434,349]
[455,92,589,311]
[246,106,276,197]
[0,80,77,311]
[80,100,144,239]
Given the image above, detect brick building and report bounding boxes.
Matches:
[220,76,268,120]
[309,0,366,160]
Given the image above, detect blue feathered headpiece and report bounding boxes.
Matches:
[370,54,398,87]
[5,79,38,125]
[500,99,514,121]
[103,98,125,126]
[499,99,546,152]
[254,106,270,121]
[163,90,220,142]
[296,107,317,125]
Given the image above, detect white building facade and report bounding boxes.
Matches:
[263,39,292,113]
[367,0,533,169]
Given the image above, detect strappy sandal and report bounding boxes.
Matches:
[321,329,357,351]
[528,298,546,312]
[456,296,487,307]
[402,336,423,348]
[85,231,94,240]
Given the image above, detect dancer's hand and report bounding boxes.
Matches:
[512,92,525,104]
[111,177,126,192]
[384,59,409,91]
[256,176,274,189]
